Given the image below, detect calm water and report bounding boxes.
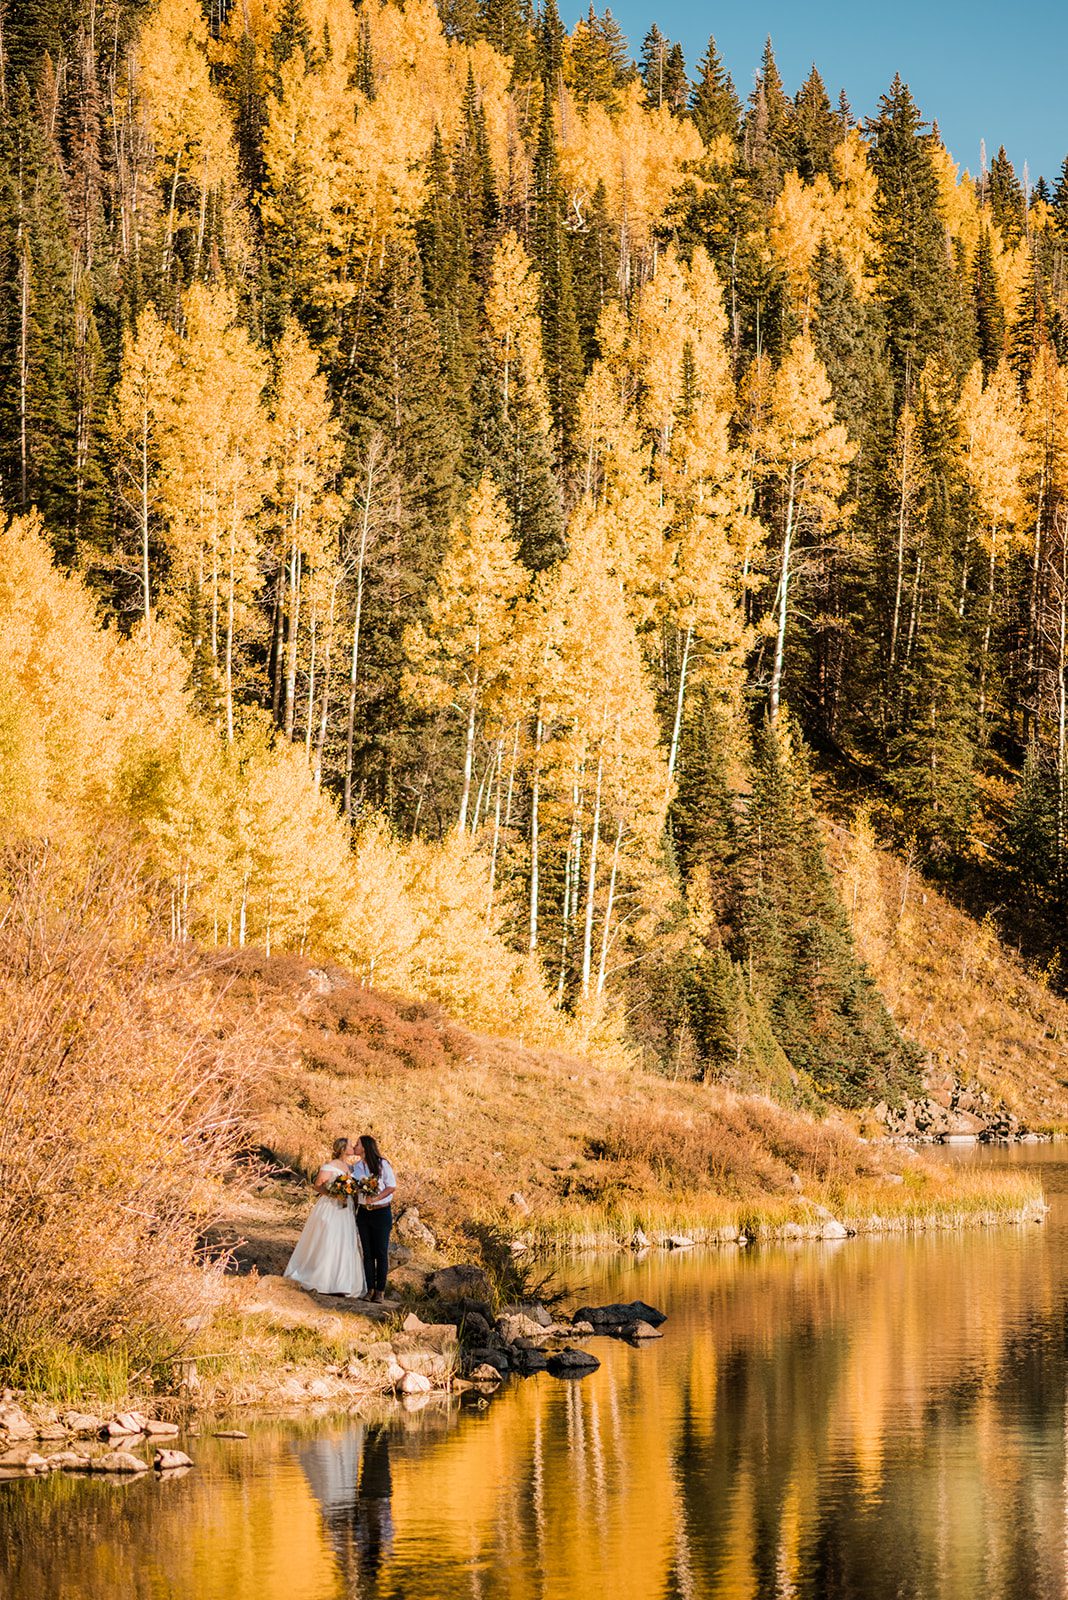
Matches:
[5,1146,1068,1600]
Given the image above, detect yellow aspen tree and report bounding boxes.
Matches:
[485,230,551,432]
[956,361,1026,722]
[134,0,235,275]
[402,476,528,833]
[770,171,835,326]
[155,285,269,743]
[265,321,344,744]
[109,305,177,632]
[533,516,668,1007]
[755,333,854,721]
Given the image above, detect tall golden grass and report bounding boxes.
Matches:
[0,841,262,1377]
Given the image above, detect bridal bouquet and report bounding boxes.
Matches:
[326,1173,357,1207]
[354,1175,380,1200]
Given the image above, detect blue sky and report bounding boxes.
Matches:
[579,1,1068,188]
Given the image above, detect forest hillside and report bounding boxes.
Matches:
[4,0,1068,1383]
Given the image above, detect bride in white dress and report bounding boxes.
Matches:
[284,1137,367,1297]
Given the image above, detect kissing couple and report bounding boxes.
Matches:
[284,1134,397,1303]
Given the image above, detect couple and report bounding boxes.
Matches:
[284,1134,396,1303]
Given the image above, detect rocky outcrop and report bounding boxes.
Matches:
[874,1073,1034,1142]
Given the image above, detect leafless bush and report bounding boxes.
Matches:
[0,840,264,1366]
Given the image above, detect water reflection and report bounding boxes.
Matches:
[298,1424,395,1591]
[5,1149,1068,1600]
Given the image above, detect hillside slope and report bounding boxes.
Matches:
[206,951,1042,1262]
[829,819,1068,1130]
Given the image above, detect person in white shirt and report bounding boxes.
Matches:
[351,1134,397,1303]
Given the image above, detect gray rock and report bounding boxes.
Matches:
[546,1348,600,1376]
[34,1424,68,1441]
[510,1348,549,1376]
[573,1300,667,1330]
[400,1371,432,1395]
[627,1321,664,1340]
[466,1347,509,1375]
[395,1207,437,1252]
[509,1192,531,1214]
[496,1313,549,1345]
[630,1228,650,1250]
[428,1264,493,1302]
[0,1405,34,1442]
[154,1449,194,1471]
[92,1450,149,1474]
[393,1348,449,1382]
[665,1234,694,1250]
[569,1320,595,1337]
[144,1420,180,1438]
[214,1430,249,1439]
[45,1451,89,1470]
[0,1444,50,1470]
[62,1412,104,1437]
[468,1364,502,1385]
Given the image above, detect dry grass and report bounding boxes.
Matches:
[198,951,1044,1256]
[827,817,1068,1128]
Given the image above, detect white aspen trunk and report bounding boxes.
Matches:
[768,464,797,723]
[595,817,624,1000]
[905,552,923,669]
[504,721,520,830]
[313,574,339,789]
[458,666,479,833]
[580,750,604,1000]
[666,623,692,791]
[194,166,208,278]
[224,515,236,745]
[140,407,151,631]
[304,597,318,757]
[283,542,301,741]
[343,449,378,816]
[557,767,582,1004]
[486,740,504,926]
[528,712,542,954]
[889,412,910,671]
[978,533,998,727]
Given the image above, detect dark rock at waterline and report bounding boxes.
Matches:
[465,1347,509,1375]
[510,1347,549,1376]
[546,1348,600,1376]
[572,1300,666,1332]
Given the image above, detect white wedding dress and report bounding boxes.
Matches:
[284,1161,367,1296]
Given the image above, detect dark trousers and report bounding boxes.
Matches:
[357,1204,392,1294]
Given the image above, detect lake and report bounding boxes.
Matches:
[3,1145,1067,1600]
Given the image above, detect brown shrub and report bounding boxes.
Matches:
[0,843,263,1367]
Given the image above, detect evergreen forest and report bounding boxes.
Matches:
[5,0,1068,1112]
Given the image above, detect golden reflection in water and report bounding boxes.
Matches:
[5,1173,1068,1600]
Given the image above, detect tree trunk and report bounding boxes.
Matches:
[458,668,479,833]
[283,543,301,741]
[580,749,604,999]
[889,409,911,672]
[595,817,624,999]
[768,464,797,723]
[528,712,543,954]
[313,573,340,789]
[666,623,692,790]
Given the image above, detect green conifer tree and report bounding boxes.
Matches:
[974,227,1006,377]
[690,35,740,147]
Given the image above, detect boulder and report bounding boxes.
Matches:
[45,1451,89,1470]
[1,1444,50,1470]
[395,1208,437,1252]
[214,1430,248,1440]
[92,1450,149,1474]
[396,1317,459,1354]
[821,1218,849,1240]
[385,1360,407,1387]
[144,1420,180,1438]
[0,1404,34,1442]
[457,1310,493,1344]
[427,1265,493,1302]
[468,1363,503,1385]
[34,1424,68,1441]
[569,1321,595,1337]
[105,1411,147,1438]
[62,1412,104,1437]
[665,1234,694,1250]
[393,1349,449,1382]
[466,1347,509,1375]
[400,1370,432,1395]
[154,1449,194,1471]
[627,1322,663,1341]
[496,1313,549,1346]
[572,1300,667,1331]
[510,1348,549,1376]
[546,1348,600,1376]
[630,1228,651,1250]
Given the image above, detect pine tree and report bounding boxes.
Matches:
[690,35,740,147]
[1052,155,1068,238]
[531,86,584,450]
[973,226,1006,377]
[792,65,837,181]
[865,77,952,400]
[987,144,1025,246]
[736,715,919,1106]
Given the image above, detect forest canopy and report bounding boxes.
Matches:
[3,0,1067,1104]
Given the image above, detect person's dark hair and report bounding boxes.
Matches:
[359,1133,383,1178]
